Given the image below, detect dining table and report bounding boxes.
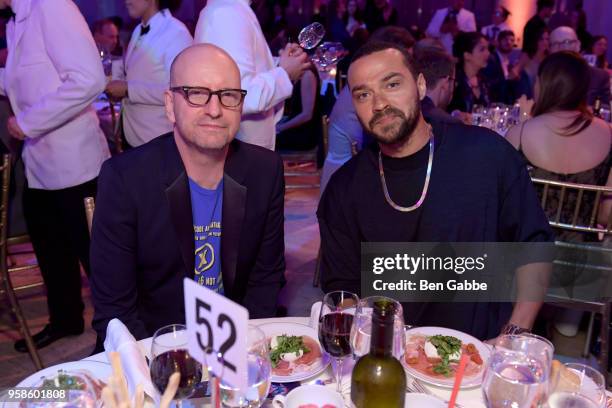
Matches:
[79,316,489,408]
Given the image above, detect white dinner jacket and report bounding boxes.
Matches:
[0,0,110,190]
[426,7,477,55]
[120,10,192,147]
[194,0,293,150]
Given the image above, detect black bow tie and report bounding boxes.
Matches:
[140,25,150,36]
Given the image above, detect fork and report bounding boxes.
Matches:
[408,378,466,408]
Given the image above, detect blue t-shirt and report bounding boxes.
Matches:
[189,177,223,294]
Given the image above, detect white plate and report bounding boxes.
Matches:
[256,322,330,383]
[402,326,490,389]
[404,393,447,407]
[1,361,112,408]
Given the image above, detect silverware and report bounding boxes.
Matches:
[407,378,465,408]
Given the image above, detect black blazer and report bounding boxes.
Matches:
[588,66,611,106]
[90,134,286,341]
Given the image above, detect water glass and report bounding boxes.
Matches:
[482,334,554,408]
[547,363,606,408]
[350,296,404,359]
[219,325,271,408]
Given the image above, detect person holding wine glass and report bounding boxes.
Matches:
[318,290,359,393]
[194,0,311,150]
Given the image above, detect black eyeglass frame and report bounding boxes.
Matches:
[170,86,248,108]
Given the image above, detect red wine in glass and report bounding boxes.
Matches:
[319,312,354,358]
[150,349,203,399]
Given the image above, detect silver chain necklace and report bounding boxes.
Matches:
[378,126,434,212]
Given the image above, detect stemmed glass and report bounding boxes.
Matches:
[350,296,405,359]
[150,324,203,407]
[547,363,606,408]
[297,22,326,50]
[482,334,554,408]
[312,42,346,72]
[218,325,272,408]
[318,290,359,393]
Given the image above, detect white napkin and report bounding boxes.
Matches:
[104,318,160,405]
[309,301,323,329]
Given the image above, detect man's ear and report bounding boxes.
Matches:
[416,73,427,101]
[164,89,176,124]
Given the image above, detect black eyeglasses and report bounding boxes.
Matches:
[170,86,247,108]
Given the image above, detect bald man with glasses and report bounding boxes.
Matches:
[90,44,286,345]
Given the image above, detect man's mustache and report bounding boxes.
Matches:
[369,107,405,129]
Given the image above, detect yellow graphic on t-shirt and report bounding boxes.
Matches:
[195,242,215,273]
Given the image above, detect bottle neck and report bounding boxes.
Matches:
[370,315,394,357]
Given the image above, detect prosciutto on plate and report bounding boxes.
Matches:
[404,334,483,379]
[270,335,322,376]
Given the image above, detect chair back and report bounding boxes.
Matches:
[84,197,95,237]
[322,115,330,160]
[531,177,612,236]
[0,153,11,275]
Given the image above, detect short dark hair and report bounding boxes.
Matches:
[159,0,182,12]
[93,18,117,35]
[350,41,418,82]
[537,0,554,11]
[370,26,416,51]
[532,51,592,135]
[497,30,515,43]
[415,50,456,90]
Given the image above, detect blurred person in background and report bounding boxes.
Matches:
[93,18,121,56]
[518,27,550,99]
[481,6,511,48]
[482,30,526,104]
[345,0,366,37]
[549,26,610,105]
[415,48,461,125]
[522,0,554,57]
[0,0,110,351]
[589,35,609,70]
[195,0,310,150]
[506,51,611,237]
[426,0,476,55]
[448,31,490,114]
[105,0,192,147]
[364,0,397,34]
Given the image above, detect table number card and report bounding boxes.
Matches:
[184,278,249,391]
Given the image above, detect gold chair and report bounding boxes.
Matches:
[84,197,95,237]
[532,177,612,374]
[0,153,44,370]
[282,115,329,190]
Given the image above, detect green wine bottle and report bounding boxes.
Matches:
[351,300,406,408]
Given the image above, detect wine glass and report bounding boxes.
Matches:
[297,22,326,50]
[547,363,605,408]
[218,325,272,408]
[318,290,359,393]
[482,334,553,408]
[97,44,112,82]
[312,42,346,72]
[150,324,203,407]
[350,296,405,359]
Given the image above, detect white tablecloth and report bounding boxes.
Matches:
[83,316,487,408]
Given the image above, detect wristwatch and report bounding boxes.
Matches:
[501,323,530,335]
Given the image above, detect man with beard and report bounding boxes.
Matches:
[317,41,553,340]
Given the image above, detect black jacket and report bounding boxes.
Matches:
[90,134,286,341]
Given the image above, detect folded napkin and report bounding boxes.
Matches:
[104,318,160,405]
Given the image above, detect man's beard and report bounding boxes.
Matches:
[366,102,420,146]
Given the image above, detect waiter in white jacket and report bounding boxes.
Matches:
[194,0,310,150]
[0,0,110,350]
[426,0,476,55]
[105,0,192,147]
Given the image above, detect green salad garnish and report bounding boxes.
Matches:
[269,335,310,368]
[428,335,462,377]
[41,372,87,390]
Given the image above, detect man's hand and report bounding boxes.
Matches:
[278,43,310,83]
[105,80,128,100]
[7,116,25,140]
